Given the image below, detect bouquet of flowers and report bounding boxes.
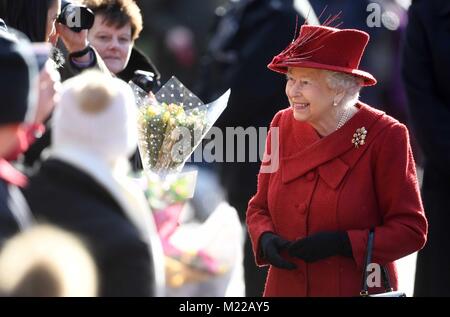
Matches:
[136,76,230,175]
[131,76,232,294]
[139,170,198,211]
[133,170,197,254]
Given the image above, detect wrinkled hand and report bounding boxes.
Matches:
[260,232,297,270]
[288,231,353,263]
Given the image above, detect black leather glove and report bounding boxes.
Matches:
[260,232,297,270]
[288,231,353,263]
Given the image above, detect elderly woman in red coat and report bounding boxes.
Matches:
[246,23,428,297]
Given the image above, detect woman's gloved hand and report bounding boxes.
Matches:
[288,231,353,263]
[260,232,297,270]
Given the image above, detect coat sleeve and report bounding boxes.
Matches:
[347,123,428,270]
[402,3,450,174]
[246,110,283,266]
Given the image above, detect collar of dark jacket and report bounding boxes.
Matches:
[117,47,161,83]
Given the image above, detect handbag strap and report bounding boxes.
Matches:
[360,229,394,296]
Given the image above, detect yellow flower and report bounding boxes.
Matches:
[162,111,170,124]
[168,103,184,116]
[146,105,160,117]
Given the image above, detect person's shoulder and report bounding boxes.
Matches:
[25,160,122,220]
[360,102,402,127]
[359,103,409,142]
[376,108,408,133]
[375,114,410,148]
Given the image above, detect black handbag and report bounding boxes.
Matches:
[360,229,406,297]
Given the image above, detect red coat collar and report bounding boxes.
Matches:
[0,158,28,187]
[280,103,388,185]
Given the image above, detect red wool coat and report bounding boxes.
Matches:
[246,103,428,297]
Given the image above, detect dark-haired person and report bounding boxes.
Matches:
[0,0,60,43]
[0,0,99,68]
[0,0,102,169]
[0,30,38,246]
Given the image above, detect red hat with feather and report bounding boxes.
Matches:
[268,14,377,86]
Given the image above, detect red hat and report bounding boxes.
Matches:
[268,24,377,86]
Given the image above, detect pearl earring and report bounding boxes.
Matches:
[333,101,338,107]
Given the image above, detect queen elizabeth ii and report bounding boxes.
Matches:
[246,23,428,297]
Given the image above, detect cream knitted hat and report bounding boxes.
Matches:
[52,70,137,163]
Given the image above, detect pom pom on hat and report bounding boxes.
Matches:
[52,70,137,162]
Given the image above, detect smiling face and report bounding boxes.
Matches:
[88,14,133,74]
[285,67,339,134]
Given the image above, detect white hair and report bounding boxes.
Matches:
[325,71,363,108]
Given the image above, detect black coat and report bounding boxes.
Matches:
[117,47,161,85]
[23,159,155,297]
[402,0,450,296]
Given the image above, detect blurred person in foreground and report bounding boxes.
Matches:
[402,0,450,297]
[78,0,161,171]
[0,29,39,246]
[0,1,82,169]
[246,20,428,296]
[0,225,97,297]
[23,70,165,296]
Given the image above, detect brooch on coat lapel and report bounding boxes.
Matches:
[352,127,367,148]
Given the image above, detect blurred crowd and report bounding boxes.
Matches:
[1,0,449,297]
